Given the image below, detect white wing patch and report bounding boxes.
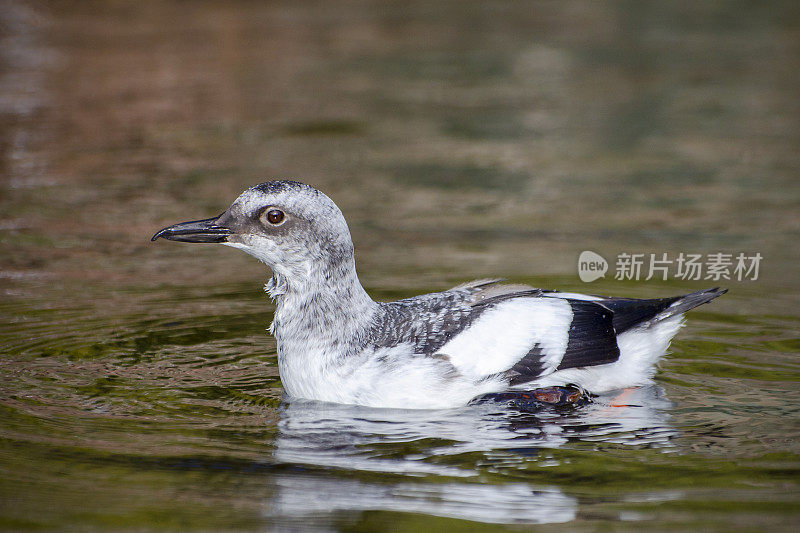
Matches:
[437,298,573,379]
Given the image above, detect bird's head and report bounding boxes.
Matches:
[152,180,355,283]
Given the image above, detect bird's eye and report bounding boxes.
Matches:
[265,209,285,225]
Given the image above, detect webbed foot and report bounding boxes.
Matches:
[475,385,591,409]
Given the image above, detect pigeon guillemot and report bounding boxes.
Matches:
[152,180,725,408]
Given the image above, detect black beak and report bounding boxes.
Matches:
[151,213,232,243]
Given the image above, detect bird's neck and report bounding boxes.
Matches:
[267,257,378,355]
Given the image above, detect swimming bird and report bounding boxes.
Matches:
[152,180,725,409]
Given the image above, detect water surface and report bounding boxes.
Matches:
[1,1,799,530]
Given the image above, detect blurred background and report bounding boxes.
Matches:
[1,0,798,530]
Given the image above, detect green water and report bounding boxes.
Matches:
[1,0,799,530]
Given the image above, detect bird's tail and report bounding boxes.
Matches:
[599,287,727,333]
[657,287,727,321]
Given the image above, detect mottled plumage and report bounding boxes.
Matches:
[152,180,726,408]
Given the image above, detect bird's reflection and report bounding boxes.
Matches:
[267,386,675,525]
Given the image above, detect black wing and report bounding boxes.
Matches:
[505,299,621,386]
